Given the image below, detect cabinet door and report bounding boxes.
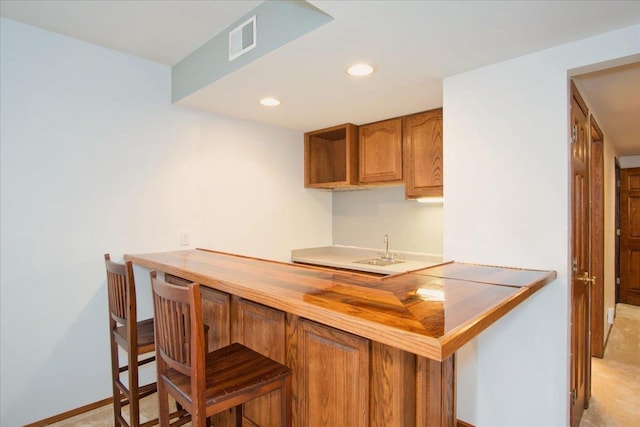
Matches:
[234,298,287,427]
[404,109,443,198]
[359,118,403,184]
[288,316,369,427]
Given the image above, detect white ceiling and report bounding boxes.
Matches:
[1,0,639,155]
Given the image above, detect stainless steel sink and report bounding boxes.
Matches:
[353,258,405,266]
[354,235,405,267]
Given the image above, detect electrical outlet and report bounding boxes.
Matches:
[179,231,190,246]
[607,307,615,324]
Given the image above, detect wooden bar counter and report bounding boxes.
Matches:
[126,248,555,427]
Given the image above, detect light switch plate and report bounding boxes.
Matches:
[179,231,190,246]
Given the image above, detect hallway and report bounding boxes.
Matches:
[581,303,640,426]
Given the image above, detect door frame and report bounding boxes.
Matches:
[615,160,621,304]
[589,116,605,358]
[569,80,592,427]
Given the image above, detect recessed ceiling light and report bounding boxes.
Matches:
[260,97,281,107]
[346,63,375,77]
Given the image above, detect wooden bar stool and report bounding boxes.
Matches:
[104,254,158,427]
[150,271,293,427]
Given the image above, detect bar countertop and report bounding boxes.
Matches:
[125,248,556,361]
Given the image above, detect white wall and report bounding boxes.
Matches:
[0,18,331,426]
[332,186,443,254]
[445,24,639,426]
[619,154,640,168]
[193,112,333,262]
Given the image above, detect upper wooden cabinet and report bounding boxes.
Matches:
[358,118,403,185]
[305,123,359,188]
[304,108,443,197]
[403,109,443,199]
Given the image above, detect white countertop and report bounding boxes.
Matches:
[291,245,444,275]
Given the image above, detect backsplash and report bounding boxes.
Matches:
[332,186,443,254]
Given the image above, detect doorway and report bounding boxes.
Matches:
[619,167,640,305]
[570,59,639,427]
[570,81,592,427]
[590,118,605,358]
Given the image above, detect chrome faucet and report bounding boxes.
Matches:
[383,234,391,261]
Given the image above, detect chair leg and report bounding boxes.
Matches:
[109,335,123,426]
[157,380,170,427]
[128,350,140,427]
[234,405,243,427]
[190,400,207,427]
[282,376,292,427]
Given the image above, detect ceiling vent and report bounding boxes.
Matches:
[229,15,257,61]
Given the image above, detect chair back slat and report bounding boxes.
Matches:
[104,254,136,326]
[107,271,126,322]
[151,273,203,378]
[158,298,190,365]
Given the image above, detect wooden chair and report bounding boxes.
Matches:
[104,254,157,427]
[150,271,293,427]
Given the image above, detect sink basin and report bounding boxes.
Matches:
[353,258,405,266]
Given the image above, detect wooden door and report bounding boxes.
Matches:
[288,316,369,427]
[404,109,443,199]
[620,167,640,305]
[359,118,403,184]
[233,298,287,427]
[570,84,592,427]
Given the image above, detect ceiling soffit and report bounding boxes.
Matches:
[171,0,332,103]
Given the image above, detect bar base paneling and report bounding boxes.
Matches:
[370,342,416,426]
[234,298,287,427]
[417,355,456,427]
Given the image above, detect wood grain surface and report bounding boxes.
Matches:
[126,248,555,361]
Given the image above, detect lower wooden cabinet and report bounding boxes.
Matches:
[160,277,454,427]
[287,315,370,427]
